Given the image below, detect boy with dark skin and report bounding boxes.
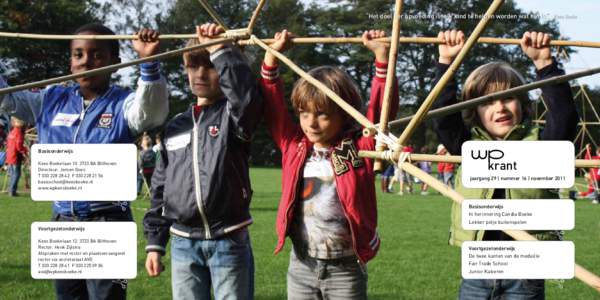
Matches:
[0,24,169,300]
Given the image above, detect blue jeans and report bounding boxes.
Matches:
[459,279,545,300]
[7,163,21,195]
[171,227,254,300]
[443,172,455,189]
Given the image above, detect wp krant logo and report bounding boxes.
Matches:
[470,149,517,171]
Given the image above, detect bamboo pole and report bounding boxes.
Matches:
[197,0,230,31]
[538,95,549,122]
[247,0,267,35]
[573,128,584,150]
[576,144,587,159]
[386,65,600,128]
[400,161,600,292]
[245,36,600,48]
[583,126,600,149]
[0,32,196,40]
[575,265,600,292]
[2,30,600,49]
[581,86,600,122]
[395,0,504,146]
[251,35,376,130]
[0,37,234,96]
[374,0,404,172]
[358,150,600,168]
[533,121,600,125]
[581,119,587,154]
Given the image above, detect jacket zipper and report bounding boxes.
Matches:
[71,91,98,217]
[192,112,212,239]
[281,143,306,249]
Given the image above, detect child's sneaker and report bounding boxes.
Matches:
[593,200,599,204]
[421,191,429,196]
[397,191,404,196]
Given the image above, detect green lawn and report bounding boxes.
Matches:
[0,168,599,299]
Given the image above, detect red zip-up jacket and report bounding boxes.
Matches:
[6,127,27,165]
[260,61,398,263]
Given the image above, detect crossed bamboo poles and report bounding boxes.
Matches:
[1,0,600,293]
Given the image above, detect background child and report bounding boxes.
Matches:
[432,29,578,299]
[137,133,155,193]
[381,164,394,193]
[389,145,414,195]
[260,29,398,299]
[436,144,447,184]
[143,23,263,300]
[577,144,600,203]
[5,116,27,197]
[417,145,432,195]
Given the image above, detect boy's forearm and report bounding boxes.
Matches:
[124,62,169,135]
[212,47,264,138]
[264,53,278,68]
[533,58,554,70]
[431,62,468,155]
[0,75,43,124]
[373,50,388,64]
[538,58,578,140]
[143,194,171,254]
[143,205,170,255]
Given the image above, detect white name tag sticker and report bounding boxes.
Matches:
[31,222,137,279]
[31,144,137,201]
[462,141,574,188]
[165,133,191,151]
[462,241,574,279]
[462,200,574,230]
[51,113,80,127]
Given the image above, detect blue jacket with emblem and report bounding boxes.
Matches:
[0,61,169,217]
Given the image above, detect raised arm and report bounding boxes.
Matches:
[363,30,399,124]
[259,29,302,151]
[431,30,470,155]
[0,66,43,125]
[520,32,578,141]
[123,28,169,136]
[197,23,263,142]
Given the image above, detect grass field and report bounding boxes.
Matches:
[1,168,599,299]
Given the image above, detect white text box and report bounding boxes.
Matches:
[462,141,574,188]
[31,144,137,201]
[31,222,137,279]
[462,200,574,230]
[462,241,574,279]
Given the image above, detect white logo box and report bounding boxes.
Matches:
[462,200,574,230]
[31,222,137,279]
[31,144,137,201]
[461,141,574,188]
[462,241,574,279]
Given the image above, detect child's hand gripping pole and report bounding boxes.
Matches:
[369,0,403,173]
[252,35,378,133]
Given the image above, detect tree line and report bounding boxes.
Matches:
[2,0,597,165]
